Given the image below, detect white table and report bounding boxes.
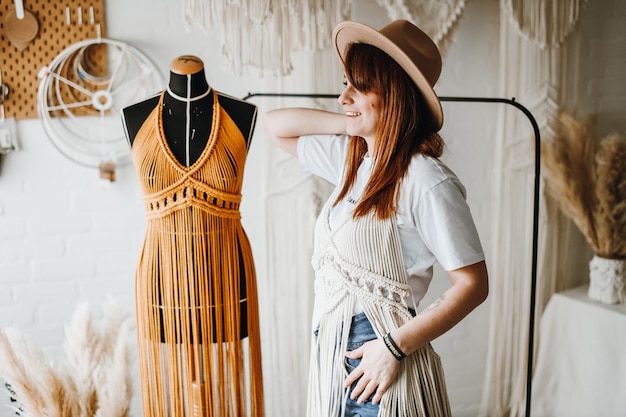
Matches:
[531,285,626,417]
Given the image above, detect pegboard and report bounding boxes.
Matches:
[0,0,106,120]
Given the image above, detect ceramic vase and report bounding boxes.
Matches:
[588,255,626,304]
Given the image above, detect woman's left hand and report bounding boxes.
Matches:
[344,338,401,404]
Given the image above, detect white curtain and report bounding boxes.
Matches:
[479,1,588,415]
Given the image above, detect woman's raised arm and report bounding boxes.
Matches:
[263,108,346,157]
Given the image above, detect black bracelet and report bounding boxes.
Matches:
[383,332,406,361]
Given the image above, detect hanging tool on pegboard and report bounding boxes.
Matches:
[0,0,107,120]
[0,67,18,175]
[4,0,40,52]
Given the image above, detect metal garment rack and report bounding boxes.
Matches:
[244,92,541,417]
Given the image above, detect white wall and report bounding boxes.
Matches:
[0,0,623,416]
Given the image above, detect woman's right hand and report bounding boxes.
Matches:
[344,338,401,404]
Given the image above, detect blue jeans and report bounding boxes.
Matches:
[342,312,379,417]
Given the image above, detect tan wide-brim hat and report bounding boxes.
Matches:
[333,19,444,131]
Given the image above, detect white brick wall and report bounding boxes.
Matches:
[0,0,623,416]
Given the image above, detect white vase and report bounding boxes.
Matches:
[588,255,626,304]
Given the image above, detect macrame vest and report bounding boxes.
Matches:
[131,91,264,417]
[308,187,451,417]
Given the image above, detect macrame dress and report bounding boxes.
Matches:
[131,91,264,417]
[308,186,451,417]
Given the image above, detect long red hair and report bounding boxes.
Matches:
[334,43,444,219]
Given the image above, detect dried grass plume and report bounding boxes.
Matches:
[0,297,133,417]
[542,111,626,259]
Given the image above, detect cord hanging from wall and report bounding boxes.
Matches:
[0,1,110,177]
[37,36,163,179]
[0,1,163,180]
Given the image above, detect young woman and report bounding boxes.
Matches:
[264,20,489,417]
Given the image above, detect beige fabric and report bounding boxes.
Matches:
[131,91,264,417]
[308,187,451,417]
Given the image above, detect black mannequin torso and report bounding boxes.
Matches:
[122,55,257,166]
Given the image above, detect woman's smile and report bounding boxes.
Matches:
[339,82,381,143]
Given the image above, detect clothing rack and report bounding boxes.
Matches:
[244,92,541,417]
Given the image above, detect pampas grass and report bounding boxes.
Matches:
[0,328,77,417]
[0,297,132,417]
[542,111,626,259]
[595,133,626,258]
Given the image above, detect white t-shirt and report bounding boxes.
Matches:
[298,134,485,308]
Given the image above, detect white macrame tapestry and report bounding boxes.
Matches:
[374,0,466,53]
[479,1,587,416]
[504,0,586,49]
[183,0,351,76]
[182,0,466,76]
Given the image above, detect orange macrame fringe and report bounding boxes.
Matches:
[132,91,264,417]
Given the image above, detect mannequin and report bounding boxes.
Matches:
[122,55,264,417]
[122,55,257,337]
[122,54,257,160]
[122,55,257,340]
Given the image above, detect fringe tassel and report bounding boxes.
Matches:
[132,91,264,417]
[307,292,355,417]
[183,0,468,74]
[504,0,587,49]
[374,0,467,55]
[309,198,451,417]
[362,304,451,417]
[183,0,351,76]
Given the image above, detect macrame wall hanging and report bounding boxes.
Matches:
[480,1,588,416]
[182,0,351,76]
[374,0,466,54]
[504,0,587,49]
[182,0,466,76]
